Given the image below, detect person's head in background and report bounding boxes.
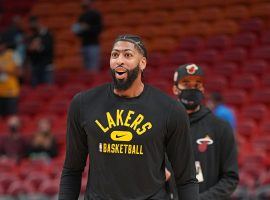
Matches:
[207,92,236,130]
[28,15,41,34]
[110,34,147,96]
[37,118,52,136]
[81,0,92,11]
[172,64,204,114]
[207,92,223,111]
[7,115,21,136]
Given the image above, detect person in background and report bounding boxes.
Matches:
[2,15,26,67]
[0,8,4,33]
[0,38,20,117]
[28,118,58,160]
[207,92,237,131]
[2,16,26,84]
[26,16,54,87]
[72,0,103,71]
[0,115,27,163]
[171,63,239,200]
[59,34,198,200]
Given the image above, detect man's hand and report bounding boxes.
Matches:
[165,168,171,182]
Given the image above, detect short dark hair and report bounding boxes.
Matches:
[29,15,38,23]
[113,34,147,58]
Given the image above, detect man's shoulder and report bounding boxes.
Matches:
[82,83,110,97]
[205,109,227,124]
[204,110,233,133]
[72,83,110,103]
[147,84,185,113]
[216,105,234,116]
[147,84,176,104]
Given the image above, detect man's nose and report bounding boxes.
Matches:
[186,84,197,89]
[116,54,125,66]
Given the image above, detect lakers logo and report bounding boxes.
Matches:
[95,109,153,155]
[95,109,153,139]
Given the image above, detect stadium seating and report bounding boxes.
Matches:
[206,35,231,51]
[231,74,259,91]
[254,185,270,200]
[213,62,239,78]
[241,104,268,122]
[242,59,268,76]
[232,32,258,48]
[39,179,59,197]
[222,47,248,64]
[224,5,250,21]
[237,119,258,139]
[204,75,228,92]
[1,0,270,199]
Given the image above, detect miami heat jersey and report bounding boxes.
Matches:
[189,106,238,199]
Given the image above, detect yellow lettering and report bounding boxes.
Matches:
[136,122,152,135]
[136,145,139,154]
[124,110,135,126]
[107,143,111,153]
[116,109,124,126]
[132,145,136,154]
[120,144,123,153]
[115,144,119,153]
[106,112,116,128]
[95,120,109,133]
[128,145,132,154]
[130,114,144,131]
[111,144,115,153]
[103,143,107,152]
[100,143,143,155]
[140,145,143,155]
[124,144,128,154]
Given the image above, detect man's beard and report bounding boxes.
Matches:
[111,65,140,91]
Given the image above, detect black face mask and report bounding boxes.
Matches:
[178,89,204,110]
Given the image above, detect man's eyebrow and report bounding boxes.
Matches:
[111,49,134,52]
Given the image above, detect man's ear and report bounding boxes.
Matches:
[172,85,179,96]
[202,86,205,94]
[139,57,147,71]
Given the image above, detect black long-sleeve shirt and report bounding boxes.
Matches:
[189,106,239,200]
[27,28,54,66]
[59,83,198,200]
[77,9,103,46]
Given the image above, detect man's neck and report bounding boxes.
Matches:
[114,79,144,98]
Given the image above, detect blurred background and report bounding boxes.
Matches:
[0,0,270,199]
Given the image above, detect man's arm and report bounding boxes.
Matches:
[166,102,198,200]
[59,93,88,200]
[199,123,239,200]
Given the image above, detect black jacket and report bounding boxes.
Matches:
[27,28,54,67]
[77,9,103,46]
[189,105,239,200]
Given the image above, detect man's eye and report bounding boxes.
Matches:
[111,53,118,57]
[125,53,132,57]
